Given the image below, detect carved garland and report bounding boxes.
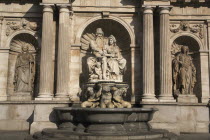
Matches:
[170,21,204,39]
[6,19,41,36]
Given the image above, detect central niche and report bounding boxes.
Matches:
[80,19,132,99]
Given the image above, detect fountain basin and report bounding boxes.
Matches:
[54,107,158,135]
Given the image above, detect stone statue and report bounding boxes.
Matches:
[81,86,101,108]
[104,35,126,80]
[82,28,130,108]
[82,84,131,108]
[14,44,35,93]
[172,45,196,95]
[89,28,108,80]
[112,87,131,108]
[100,85,114,108]
[87,28,126,82]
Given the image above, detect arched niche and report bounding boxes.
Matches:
[75,16,135,46]
[7,33,40,100]
[78,19,132,100]
[171,35,202,100]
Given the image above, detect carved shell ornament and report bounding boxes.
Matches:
[170,21,204,39]
[10,33,38,53]
[81,33,96,50]
[6,19,41,36]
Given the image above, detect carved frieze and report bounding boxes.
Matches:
[6,18,41,36]
[170,21,204,39]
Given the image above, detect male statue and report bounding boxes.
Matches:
[90,28,108,80]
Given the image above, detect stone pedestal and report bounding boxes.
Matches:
[158,7,175,102]
[55,5,70,101]
[142,6,158,102]
[177,95,198,103]
[8,92,32,101]
[36,4,54,100]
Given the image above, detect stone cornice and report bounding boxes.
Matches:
[0,0,41,3]
[170,0,210,5]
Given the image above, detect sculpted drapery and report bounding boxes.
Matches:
[172,46,196,95]
[87,28,126,82]
[14,44,35,92]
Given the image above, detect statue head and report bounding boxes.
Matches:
[87,87,94,95]
[108,35,116,45]
[120,87,128,93]
[96,28,104,37]
[102,85,110,92]
[181,46,189,54]
[22,44,29,52]
[111,86,118,91]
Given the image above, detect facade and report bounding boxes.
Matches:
[0,0,209,135]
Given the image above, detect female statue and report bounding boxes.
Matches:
[14,44,35,92]
[104,35,126,81]
[172,45,196,95]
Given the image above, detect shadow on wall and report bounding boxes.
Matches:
[120,0,140,6]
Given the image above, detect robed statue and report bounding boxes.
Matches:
[172,45,196,95]
[86,28,126,82]
[14,44,35,93]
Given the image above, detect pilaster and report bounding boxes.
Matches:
[0,48,9,101]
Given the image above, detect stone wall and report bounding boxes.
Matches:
[143,103,209,134]
[0,0,209,135]
[0,102,70,134]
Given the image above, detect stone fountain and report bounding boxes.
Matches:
[30,28,177,140]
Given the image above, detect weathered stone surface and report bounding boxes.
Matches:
[0,0,209,136]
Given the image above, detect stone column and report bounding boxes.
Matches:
[55,5,70,100]
[36,5,54,100]
[131,45,135,103]
[142,6,158,102]
[0,17,3,47]
[158,7,175,102]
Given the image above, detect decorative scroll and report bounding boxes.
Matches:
[6,19,41,36]
[170,21,204,39]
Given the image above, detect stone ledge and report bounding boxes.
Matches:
[140,102,208,106]
[0,101,208,106]
[0,101,73,104]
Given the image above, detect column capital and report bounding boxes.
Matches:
[142,6,155,14]
[0,16,3,25]
[206,20,210,27]
[159,6,172,14]
[57,4,71,13]
[40,3,54,13]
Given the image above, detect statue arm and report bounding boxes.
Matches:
[29,53,35,63]
[14,55,21,87]
[172,56,180,85]
[95,85,102,98]
[191,58,196,84]
[115,46,122,59]
[113,93,121,103]
[90,40,102,53]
